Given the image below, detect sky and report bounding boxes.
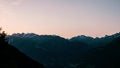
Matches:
[0,0,120,38]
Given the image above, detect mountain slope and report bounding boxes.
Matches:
[85,36,120,68]
[8,33,89,68]
[95,36,120,68]
[8,32,120,68]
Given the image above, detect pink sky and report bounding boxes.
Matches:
[0,0,120,38]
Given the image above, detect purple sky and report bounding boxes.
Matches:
[0,0,120,38]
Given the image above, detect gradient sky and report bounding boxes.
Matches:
[0,0,120,38]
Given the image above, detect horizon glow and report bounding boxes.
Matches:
[0,0,120,38]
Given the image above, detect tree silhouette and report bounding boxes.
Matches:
[0,28,7,46]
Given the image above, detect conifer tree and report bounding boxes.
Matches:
[0,27,7,45]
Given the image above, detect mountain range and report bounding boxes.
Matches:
[7,32,120,68]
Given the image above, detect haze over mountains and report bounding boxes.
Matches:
[7,32,120,68]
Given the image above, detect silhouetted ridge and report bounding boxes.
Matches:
[8,32,120,68]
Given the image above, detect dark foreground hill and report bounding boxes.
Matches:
[0,32,44,68]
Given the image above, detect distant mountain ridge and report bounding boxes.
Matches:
[71,32,120,46]
[8,32,120,48]
[8,32,120,40]
[7,32,120,68]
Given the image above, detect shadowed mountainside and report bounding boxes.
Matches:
[79,34,120,68]
[8,32,120,68]
[89,36,120,68]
